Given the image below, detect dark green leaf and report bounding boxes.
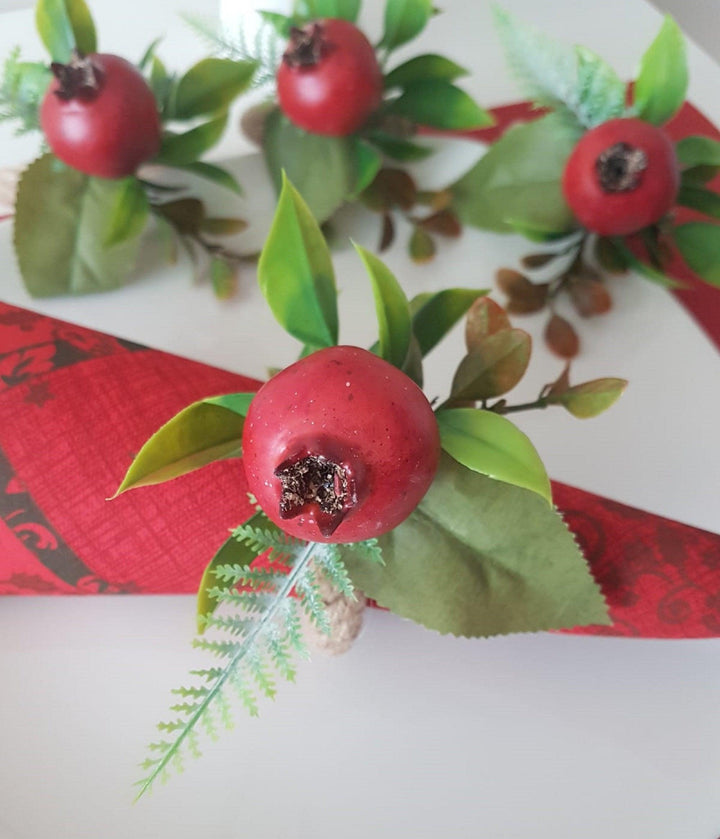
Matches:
[547,378,627,418]
[681,165,720,186]
[365,132,434,162]
[201,217,248,235]
[13,154,141,296]
[609,237,682,288]
[675,135,720,168]
[673,222,720,287]
[138,36,163,72]
[257,173,339,347]
[594,236,629,274]
[384,53,468,89]
[354,243,412,369]
[676,184,720,219]
[437,408,551,503]
[343,453,609,637]
[449,329,532,401]
[113,396,250,495]
[452,114,581,234]
[348,138,382,198]
[634,15,687,126]
[35,0,96,62]
[171,58,257,121]
[410,288,487,356]
[155,113,228,165]
[380,0,433,52]
[149,55,174,113]
[263,109,366,222]
[167,160,243,196]
[153,198,205,235]
[386,80,493,130]
[103,177,149,247]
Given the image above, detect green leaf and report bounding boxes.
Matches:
[408,226,435,262]
[257,173,339,348]
[210,257,238,300]
[13,154,141,296]
[633,15,687,126]
[263,109,370,222]
[204,393,255,416]
[451,114,581,234]
[138,36,163,72]
[155,114,228,166]
[354,243,412,369]
[35,0,97,62]
[103,177,149,247]
[436,407,551,504]
[380,0,433,52]
[449,329,532,401]
[673,222,720,287]
[201,217,248,235]
[609,237,682,288]
[386,80,494,130]
[196,524,261,633]
[675,135,720,168]
[171,58,257,121]
[153,198,204,235]
[343,453,609,637]
[548,378,627,418]
[167,161,243,196]
[258,11,295,38]
[0,53,52,134]
[348,139,383,198]
[384,53,468,89]
[410,288,488,356]
[676,185,720,219]
[492,7,624,128]
[365,132,434,162]
[301,0,360,21]
[148,55,173,114]
[113,396,253,495]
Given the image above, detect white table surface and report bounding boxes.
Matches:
[0,1,719,837]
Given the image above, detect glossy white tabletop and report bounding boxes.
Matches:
[0,1,719,837]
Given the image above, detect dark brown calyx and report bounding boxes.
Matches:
[50,49,104,102]
[275,454,355,537]
[282,22,327,68]
[595,142,648,193]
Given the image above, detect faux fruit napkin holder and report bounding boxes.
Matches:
[114,175,630,794]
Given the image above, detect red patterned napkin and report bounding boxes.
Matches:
[0,301,718,639]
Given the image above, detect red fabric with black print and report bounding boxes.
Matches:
[0,101,718,639]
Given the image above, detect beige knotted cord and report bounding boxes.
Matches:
[302,562,367,656]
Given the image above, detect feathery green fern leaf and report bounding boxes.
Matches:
[0,48,51,135]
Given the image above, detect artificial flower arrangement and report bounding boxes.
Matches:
[1,0,256,297]
[450,9,720,356]
[115,174,627,795]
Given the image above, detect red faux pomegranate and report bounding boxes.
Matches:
[40,50,162,179]
[242,345,440,543]
[562,117,679,236]
[276,19,384,137]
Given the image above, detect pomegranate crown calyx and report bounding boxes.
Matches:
[50,49,104,101]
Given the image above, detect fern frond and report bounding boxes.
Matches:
[312,544,356,598]
[182,13,282,89]
[136,538,334,798]
[0,48,50,135]
[345,538,385,565]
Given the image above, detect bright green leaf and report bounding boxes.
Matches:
[263,109,366,222]
[205,393,256,416]
[349,139,383,198]
[634,15,687,126]
[103,177,149,247]
[354,243,412,369]
[436,408,551,504]
[451,114,581,234]
[210,257,238,300]
[257,173,339,347]
[113,397,248,496]
[675,135,720,168]
[171,58,257,121]
[410,288,488,356]
[380,0,433,52]
[301,0,360,21]
[548,378,627,418]
[384,53,468,89]
[35,0,97,62]
[386,79,493,130]
[449,329,532,402]
[365,132,434,162]
[155,113,228,166]
[343,453,609,637]
[673,222,720,287]
[13,154,141,296]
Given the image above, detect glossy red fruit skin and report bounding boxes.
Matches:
[40,53,162,179]
[276,18,384,137]
[561,118,679,237]
[242,346,440,544]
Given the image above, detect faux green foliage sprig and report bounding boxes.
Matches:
[452,8,720,358]
[4,0,257,298]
